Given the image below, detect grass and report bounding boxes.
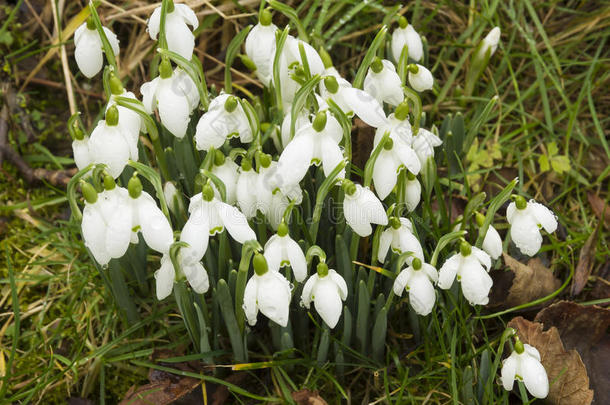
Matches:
[1,0,609,403]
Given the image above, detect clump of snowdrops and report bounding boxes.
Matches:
[67,1,555,399]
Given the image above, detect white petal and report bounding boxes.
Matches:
[328,269,348,300]
[174,4,199,28]
[243,276,259,326]
[506,202,517,224]
[263,235,283,272]
[520,354,549,399]
[481,225,503,260]
[320,136,345,179]
[180,205,210,262]
[134,192,173,254]
[500,355,517,392]
[154,255,175,300]
[390,28,408,63]
[471,246,492,270]
[147,7,161,40]
[82,203,111,265]
[214,201,256,243]
[339,87,387,128]
[285,237,307,282]
[510,214,542,256]
[524,344,541,361]
[372,149,400,200]
[182,261,209,294]
[529,201,557,233]
[102,26,120,56]
[397,229,424,262]
[72,138,92,171]
[404,178,421,212]
[300,274,317,308]
[173,68,200,110]
[195,109,228,151]
[408,271,436,315]
[438,254,460,289]
[157,77,192,138]
[103,198,132,258]
[343,194,372,237]
[378,228,393,263]
[393,269,410,296]
[211,159,239,204]
[74,27,103,78]
[394,140,421,175]
[236,170,259,218]
[257,272,291,327]
[421,263,439,283]
[459,258,493,305]
[140,77,160,114]
[313,277,343,328]
[358,186,389,226]
[277,132,314,186]
[245,23,278,84]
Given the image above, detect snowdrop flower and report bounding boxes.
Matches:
[363,57,403,106]
[404,173,421,212]
[507,196,557,256]
[476,27,501,61]
[264,222,307,282]
[378,217,424,263]
[393,258,438,315]
[391,16,423,62]
[277,111,345,188]
[319,70,387,128]
[342,180,388,237]
[407,64,434,92]
[501,339,549,399]
[147,1,198,60]
[126,176,174,254]
[80,182,132,266]
[74,18,119,78]
[210,151,239,205]
[243,253,292,327]
[438,242,493,306]
[259,160,302,229]
[372,104,421,199]
[476,212,503,260]
[71,124,93,172]
[244,9,277,85]
[301,262,347,328]
[88,105,137,178]
[273,35,324,109]
[412,127,443,167]
[141,59,200,138]
[195,94,253,151]
[180,184,256,263]
[154,251,210,300]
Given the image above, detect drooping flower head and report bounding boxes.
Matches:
[393,258,438,316]
[378,217,424,264]
[301,262,348,328]
[74,18,119,78]
[244,9,277,85]
[264,222,307,282]
[195,93,253,151]
[391,16,423,63]
[507,196,557,256]
[147,1,199,60]
[363,57,404,107]
[342,180,388,237]
[501,337,549,399]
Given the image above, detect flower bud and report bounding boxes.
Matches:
[214,150,226,166]
[103,174,116,190]
[253,252,268,275]
[475,212,486,227]
[317,262,329,277]
[324,76,339,94]
[342,179,356,196]
[241,156,252,171]
[370,57,384,73]
[513,195,527,210]
[514,338,525,354]
[277,221,289,237]
[109,73,124,95]
[398,16,408,29]
[460,241,472,257]
[159,58,173,79]
[259,8,272,26]
[312,111,327,132]
[105,105,119,126]
[395,101,410,121]
[383,137,394,150]
[412,257,422,270]
[259,152,272,168]
[201,183,214,201]
[81,181,98,204]
[224,96,238,113]
[128,175,143,199]
[390,217,401,229]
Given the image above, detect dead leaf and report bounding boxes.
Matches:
[571,227,599,296]
[535,301,610,404]
[489,254,561,308]
[508,316,594,405]
[587,193,610,229]
[292,389,329,405]
[119,377,201,405]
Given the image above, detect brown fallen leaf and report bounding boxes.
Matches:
[508,316,594,405]
[587,193,610,229]
[489,254,561,308]
[292,389,329,405]
[119,377,201,405]
[535,301,610,405]
[571,227,599,296]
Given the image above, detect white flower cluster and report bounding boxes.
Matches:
[70,4,556,367]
